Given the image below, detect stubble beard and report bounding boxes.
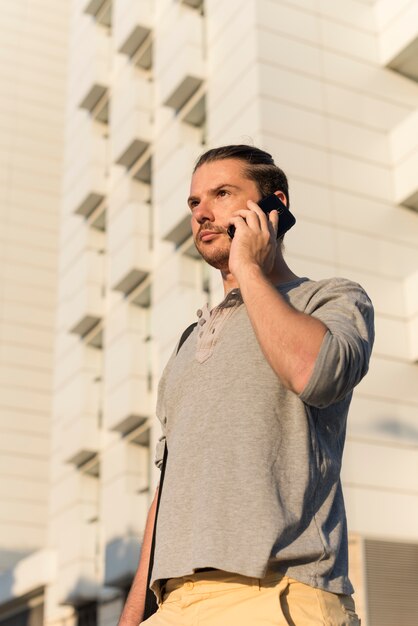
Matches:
[194,236,231,271]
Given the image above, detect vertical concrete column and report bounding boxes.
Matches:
[0,0,70,575]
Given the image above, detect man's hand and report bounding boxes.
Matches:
[228,199,328,395]
[228,200,279,282]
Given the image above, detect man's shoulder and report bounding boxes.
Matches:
[283,276,373,314]
[308,276,372,303]
[285,275,370,296]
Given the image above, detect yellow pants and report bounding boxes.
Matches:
[142,570,360,625]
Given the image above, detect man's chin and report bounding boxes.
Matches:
[194,242,230,271]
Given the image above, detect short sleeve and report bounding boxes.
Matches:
[299,278,374,408]
[153,343,178,470]
[154,433,166,470]
[152,322,197,470]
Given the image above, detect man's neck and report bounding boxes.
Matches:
[221,256,299,295]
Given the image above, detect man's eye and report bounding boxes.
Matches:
[218,189,228,197]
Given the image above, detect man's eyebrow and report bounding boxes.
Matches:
[212,183,241,192]
[187,183,241,206]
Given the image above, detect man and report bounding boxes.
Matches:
[119,145,374,625]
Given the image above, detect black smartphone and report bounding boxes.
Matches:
[227,193,296,239]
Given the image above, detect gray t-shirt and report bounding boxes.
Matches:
[151,277,374,600]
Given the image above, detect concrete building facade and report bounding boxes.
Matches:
[0,1,418,625]
[0,0,71,624]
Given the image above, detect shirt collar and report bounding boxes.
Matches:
[195,289,243,324]
[218,288,243,309]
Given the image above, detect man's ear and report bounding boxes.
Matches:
[274,190,287,206]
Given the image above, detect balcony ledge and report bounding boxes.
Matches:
[80,84,108,113]
[75,191,106,218]
[164,75,203,112]
[70,314,102,337]
[116,139,150,170]
[112,268,149,295]
[388,37,418,82]
[180,0,203,9]
[119,25,151,58]
[111,414,148,436]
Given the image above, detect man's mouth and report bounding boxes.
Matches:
[198,223,227,241]
[199,230,222,241]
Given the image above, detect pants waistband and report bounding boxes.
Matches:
[162,568,285,596]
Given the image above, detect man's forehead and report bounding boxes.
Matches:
[190,159,251,191]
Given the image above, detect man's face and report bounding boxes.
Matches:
[188,159,261,270]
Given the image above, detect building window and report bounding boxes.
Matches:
[365,539,418,626]
[85,0,112,29]
[0,601,43,626]
[76,602,97,626]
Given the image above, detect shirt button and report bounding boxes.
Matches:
[196,309,203,318]
[184,581,194,590]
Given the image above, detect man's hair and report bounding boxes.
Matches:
[193,144,290,206]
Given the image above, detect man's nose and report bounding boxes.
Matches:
[193,199,214,223]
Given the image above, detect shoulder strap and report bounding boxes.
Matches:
[143,322,197,619]
[176,322,198,354]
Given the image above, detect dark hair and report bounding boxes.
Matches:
[193,144,290,206]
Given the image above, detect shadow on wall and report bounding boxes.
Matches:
[374,418,418,443]
[104,533,141,587]
[0,549,33,608]
[0,549,33,577]
[60,532,141,607]
[0,563,15,609]
[0,560,43,626]
[61,574,103,608]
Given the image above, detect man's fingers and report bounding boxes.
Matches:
[228,215,247,232]
[269,209,279,236]
[230,209,262,230]
[247,200,275,235]
[230,203,278,238]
